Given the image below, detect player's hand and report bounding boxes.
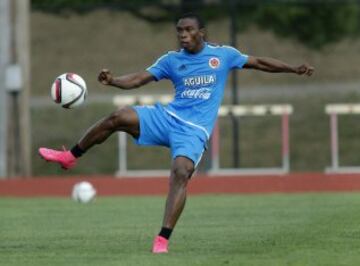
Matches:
[98,69,113,85]
[295,64,314,76]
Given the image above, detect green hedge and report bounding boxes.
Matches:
[31,0,360,49]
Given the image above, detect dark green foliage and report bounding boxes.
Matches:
[31,0,360,49]
[255,2,360,49]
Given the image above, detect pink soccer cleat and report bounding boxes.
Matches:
[38,147,76,170]
[152,236,169,254]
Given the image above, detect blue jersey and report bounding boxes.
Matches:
[146,42,248,141]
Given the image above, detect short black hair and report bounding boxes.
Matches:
[176,13,205,29]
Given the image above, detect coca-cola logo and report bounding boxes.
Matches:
[181,88,211,100]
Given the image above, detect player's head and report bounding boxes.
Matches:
[176,13,206,53]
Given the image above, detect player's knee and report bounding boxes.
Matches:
[172,164,194,186]
[105,108,129,129]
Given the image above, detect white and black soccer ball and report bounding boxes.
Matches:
[72,181,96,203]
[51,73,87,109]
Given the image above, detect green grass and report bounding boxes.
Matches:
[1,193,360,266]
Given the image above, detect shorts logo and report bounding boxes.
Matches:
[209,57,220,69]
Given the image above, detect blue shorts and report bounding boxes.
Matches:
[132,103,207,167]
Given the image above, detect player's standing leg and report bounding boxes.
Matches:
[152,156,194,253]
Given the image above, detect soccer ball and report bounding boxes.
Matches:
[51,73,87,109]
[72,181,96,203]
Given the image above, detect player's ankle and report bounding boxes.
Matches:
[158,227,173,240]
[70,144,85,158]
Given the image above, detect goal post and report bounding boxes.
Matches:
[325,104,360,173]
[208,104,292,175]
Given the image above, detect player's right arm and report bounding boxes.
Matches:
[99,52,172,89]
[98,69,155,90]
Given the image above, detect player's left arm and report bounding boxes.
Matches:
[243,56,314,76]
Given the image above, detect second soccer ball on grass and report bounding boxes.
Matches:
[72,181,96,203]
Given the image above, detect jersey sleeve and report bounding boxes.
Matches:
[224,46,249,70]
[146,53,171,81]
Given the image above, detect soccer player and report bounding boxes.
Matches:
[39,13,314,253]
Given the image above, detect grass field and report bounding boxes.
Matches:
[1,193,360,266]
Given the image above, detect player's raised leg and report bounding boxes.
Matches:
[38,106,139,169]
[152,156,195,253]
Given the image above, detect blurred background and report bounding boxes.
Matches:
[1,0,360,177]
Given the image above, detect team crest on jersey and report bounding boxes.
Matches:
[209,57,220,69]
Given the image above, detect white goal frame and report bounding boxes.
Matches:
[325,104,360,173]
[208,104,292,176]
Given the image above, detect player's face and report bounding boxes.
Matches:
[176,18,205,53]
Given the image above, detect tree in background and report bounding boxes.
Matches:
[31,0,360,49]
